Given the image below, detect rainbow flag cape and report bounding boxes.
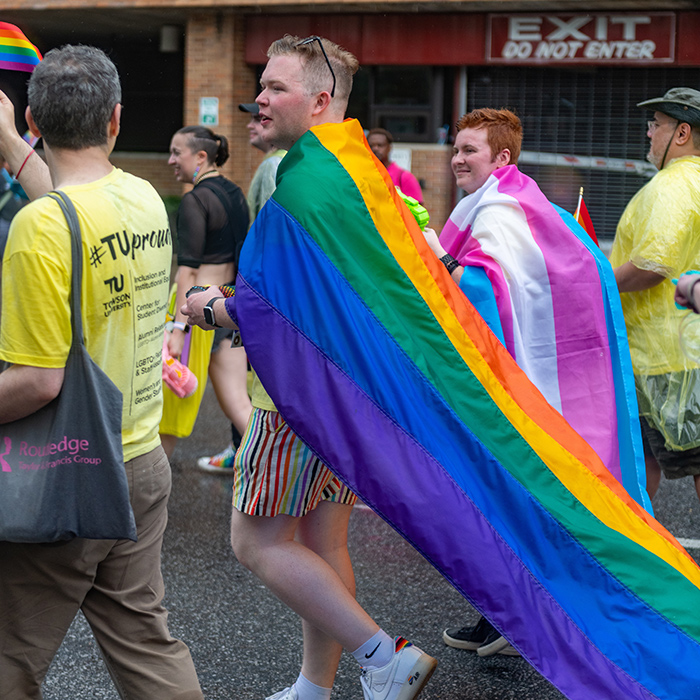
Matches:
[0,22,41,73]
[235,119,700,700]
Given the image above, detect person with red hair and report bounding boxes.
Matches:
[423,108,647,658]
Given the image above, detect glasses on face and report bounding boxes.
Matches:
[295,35,336,98]
[648,118,679,133]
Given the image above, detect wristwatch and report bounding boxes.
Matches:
[203,298,222,328]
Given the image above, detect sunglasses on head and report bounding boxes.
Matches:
[295,35,336,98]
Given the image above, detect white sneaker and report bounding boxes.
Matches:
[266,686,298,700]
[360,637,437,700]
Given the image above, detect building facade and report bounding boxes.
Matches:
[2,1,699,236]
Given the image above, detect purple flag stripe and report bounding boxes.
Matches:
[236,277,658,700]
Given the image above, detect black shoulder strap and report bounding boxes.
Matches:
[45,190,84,348]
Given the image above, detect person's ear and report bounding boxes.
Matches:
[495,148,511,168]
[109,104,122,138]
[312,91,332,116]
[676,122,693,146]
[25,106,41,138]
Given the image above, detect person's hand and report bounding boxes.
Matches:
[166,328,187,359]
[181,286,223,329]
[675,273,700,312]
[422,227,447,259]
[0,90,18,150]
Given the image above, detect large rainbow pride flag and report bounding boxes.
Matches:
[0,22,41,73]
[235,118,700,700]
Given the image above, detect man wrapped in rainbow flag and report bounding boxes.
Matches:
[184,42,700,700]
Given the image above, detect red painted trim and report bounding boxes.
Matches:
[247,12,700,67]
[246,14,486,66]
[245,15,363,64]
[678,12,700,65]
[358,14,486,65]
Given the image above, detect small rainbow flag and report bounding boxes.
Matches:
[0,22,41,73]
[574,187,599,245]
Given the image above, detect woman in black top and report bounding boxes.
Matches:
[160,126,252,463]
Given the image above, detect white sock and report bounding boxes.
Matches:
[351,629,394,670]
[294,672,332,700]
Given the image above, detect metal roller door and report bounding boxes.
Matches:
[468,65,700,240]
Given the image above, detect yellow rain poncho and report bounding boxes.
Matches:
[610,155,700,450]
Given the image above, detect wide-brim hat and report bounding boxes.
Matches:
[637,88,700,127]
[238,103,259,114]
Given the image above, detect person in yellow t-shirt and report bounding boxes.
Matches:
[611,87,700,504]
[0,45,203,699]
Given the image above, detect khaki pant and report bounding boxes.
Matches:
[0,446,203,700]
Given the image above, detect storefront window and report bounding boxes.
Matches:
[347,65,448,142]
[374,66,432,106]
[0,13,184,154]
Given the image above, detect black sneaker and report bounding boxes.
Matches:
[442,616,495,650]
[476,628,520,657]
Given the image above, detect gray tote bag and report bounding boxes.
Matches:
[0,191,137,542]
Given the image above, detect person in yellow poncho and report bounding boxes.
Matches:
[611,87,700,503]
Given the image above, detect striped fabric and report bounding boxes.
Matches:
[440,166,649,508]
[233,408,356,517]
[234,118,700,700]
[0,23,41,73]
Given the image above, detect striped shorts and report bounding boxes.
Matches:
[233,408,357,517]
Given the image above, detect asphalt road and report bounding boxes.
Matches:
[41,383,700,700]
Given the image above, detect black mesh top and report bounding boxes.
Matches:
[176,176,249,271]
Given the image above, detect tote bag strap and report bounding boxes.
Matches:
[45,190,84,348]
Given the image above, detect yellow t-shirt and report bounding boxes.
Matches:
[610,155,700,375]
[0,168,172,462]
[250,369,278,412]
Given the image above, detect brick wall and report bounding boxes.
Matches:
[184,12,259,190]
[111,13,263,204]
[109,153,179,196]
[408,145,455,231]
[108,12,457,231]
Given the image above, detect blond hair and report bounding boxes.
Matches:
[267,35,359,109]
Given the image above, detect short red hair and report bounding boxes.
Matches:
[456,108,522,165]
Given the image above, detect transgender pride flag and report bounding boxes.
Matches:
[235,118,700,700]
[0,22,41,73]
[441,165,649,508]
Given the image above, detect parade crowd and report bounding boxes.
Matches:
[0,31,699,700]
